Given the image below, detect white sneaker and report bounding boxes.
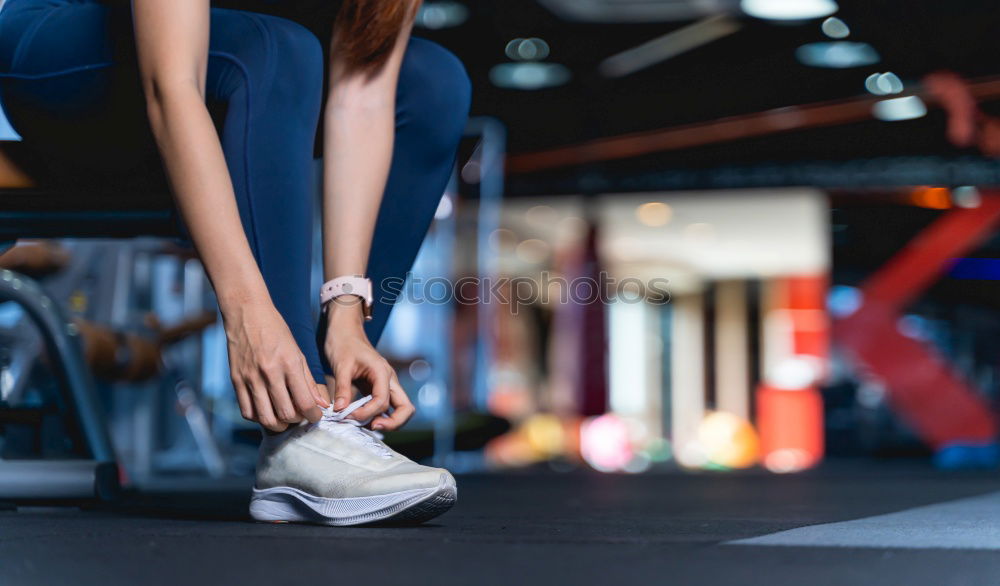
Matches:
[250,396,457,526]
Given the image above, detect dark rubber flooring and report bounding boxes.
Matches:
[3,461,1000,586]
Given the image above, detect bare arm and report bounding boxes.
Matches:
[132,0,326,429]
[322,11,415,278]
[132,1,262,313]
[321,4,419,427]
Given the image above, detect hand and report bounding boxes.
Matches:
[323,299,415,431]
[223,300,328,431]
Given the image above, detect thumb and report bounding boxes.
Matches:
[334,364,354,410]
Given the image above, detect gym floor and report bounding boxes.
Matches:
[3,461,1000,586]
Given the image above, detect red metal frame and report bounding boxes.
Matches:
[835,193,1000,448]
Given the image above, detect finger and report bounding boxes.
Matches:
[318,380,334,406]
[287,365,323,423]
[303,360,330,409]
[233,377,256,422]
[250,378,286,432]
[350,366,391,421]
[334,362,355,410]
[373,376,414,431]
[263,372,299,424]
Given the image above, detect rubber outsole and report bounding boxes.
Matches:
[249,473,457,527]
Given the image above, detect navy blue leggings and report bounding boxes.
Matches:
[0,0,471,383]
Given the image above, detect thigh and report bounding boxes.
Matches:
[0,0,123,76]
[0,0,160,187]
[210,0,339,50]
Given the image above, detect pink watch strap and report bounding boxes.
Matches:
[320,276,374,320]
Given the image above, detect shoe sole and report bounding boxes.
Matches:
[249,473,456,527]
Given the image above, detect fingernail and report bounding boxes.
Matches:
[335,399,347,409]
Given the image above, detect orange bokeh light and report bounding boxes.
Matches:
[910,187,951,210]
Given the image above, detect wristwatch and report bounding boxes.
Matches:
[320,275,374,321]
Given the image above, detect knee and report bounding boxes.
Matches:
[262,16,324,97]
[398,38,472,149]
[210,12,324,111]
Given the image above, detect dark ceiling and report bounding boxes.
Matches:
[423,0,1000,194]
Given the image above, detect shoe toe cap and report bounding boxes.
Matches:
[362,466,454,496]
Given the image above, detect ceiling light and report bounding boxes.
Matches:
[537,0,725,23]
[873,96,927,122]
[415,1,469,29]
[865,72,903,95]
[599,15,741,78]
[636,202,673,227]
[820,16,850,38]
[795,42,879,68]
[876,72,903,94]
[864,73,881,94]
[741,0,838,21]
[505,38,550,62]
[490,62,571,90]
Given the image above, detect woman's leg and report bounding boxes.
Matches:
[204,10,326,383]
[318,38,471,356]
[1,3,328,382]
[0,0,158,185]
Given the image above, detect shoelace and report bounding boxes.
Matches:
[316,396,392,458]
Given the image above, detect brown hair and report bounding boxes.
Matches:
[334,0,421,74]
